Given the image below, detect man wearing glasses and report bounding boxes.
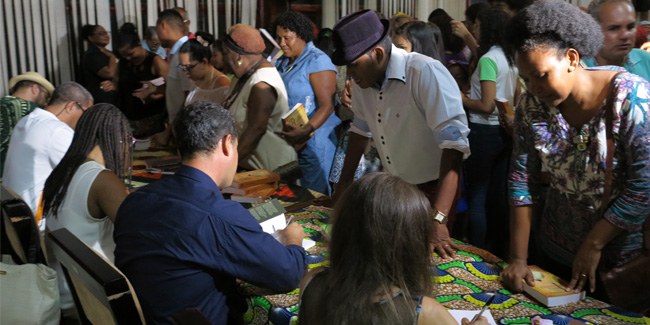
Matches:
[3,82,93,222]
[1,72,54,177]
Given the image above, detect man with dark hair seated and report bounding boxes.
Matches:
[114,101,307,324]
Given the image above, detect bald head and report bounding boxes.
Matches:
[588,0,633,22]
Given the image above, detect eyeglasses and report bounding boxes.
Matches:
[73,101,87,113]
[177,62,199,72]
[94,31,109,36]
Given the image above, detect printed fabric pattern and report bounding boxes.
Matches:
[509,72,650,267]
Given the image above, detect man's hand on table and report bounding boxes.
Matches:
[277,221,305,247]
[430,222,458,259]
[501,259,535,292]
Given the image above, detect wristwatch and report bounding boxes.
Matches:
[432,210,448,224]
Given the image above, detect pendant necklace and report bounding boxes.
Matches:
[573,127,589,152]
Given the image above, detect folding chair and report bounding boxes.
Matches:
[47,228,145,325]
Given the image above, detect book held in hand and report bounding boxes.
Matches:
[495,98,515,119]
[523,265,585,307]
[248,199,286,234]
[282,103,309,129]
[248,200,316,249]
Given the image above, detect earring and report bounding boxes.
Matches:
[568,66,575,72]
[237,60,242,66]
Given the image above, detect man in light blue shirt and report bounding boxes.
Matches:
[582,0,650,80]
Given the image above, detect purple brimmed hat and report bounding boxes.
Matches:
[332,9,390,66]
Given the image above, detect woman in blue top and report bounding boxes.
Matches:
[275,11,341,195]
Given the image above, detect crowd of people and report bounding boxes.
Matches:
[1,0,650,323]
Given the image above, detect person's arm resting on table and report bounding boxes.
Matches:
[568,94,650,293]
[501,95,541,292]
[415,60,471,258]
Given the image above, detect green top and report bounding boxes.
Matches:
[478,56,498,82]
[1,96,38,177]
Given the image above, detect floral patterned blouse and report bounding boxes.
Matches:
[509,71,650,267]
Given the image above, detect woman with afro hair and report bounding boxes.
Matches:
[500,0,650,306]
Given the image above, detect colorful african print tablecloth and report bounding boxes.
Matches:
[241,206,646,325]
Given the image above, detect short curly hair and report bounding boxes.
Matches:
[504,0,603,61]
[274,11,314,43]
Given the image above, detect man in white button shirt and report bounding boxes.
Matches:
[3,81,94,216]
[332,10,471,258]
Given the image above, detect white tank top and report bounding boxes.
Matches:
[45,160,115,309]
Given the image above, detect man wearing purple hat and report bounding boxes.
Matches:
[332,9,470,258]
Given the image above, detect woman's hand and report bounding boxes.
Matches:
[99,80,115,92]
[278,123,312,146]
[451,20,472,40]
[501,259,535,292]
[340,79,352,108]
[566,218,622,293]
[567,241,602,293]
[497,105,515,136]
[132,81,156,102]
[99,46,115,58]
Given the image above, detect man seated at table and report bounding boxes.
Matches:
[3,81,93,215]
[1,71,54,177]
[114,101,308,324]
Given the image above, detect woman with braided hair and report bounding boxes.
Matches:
[43,103,132,311]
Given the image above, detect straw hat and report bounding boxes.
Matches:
[8,71,55,95]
